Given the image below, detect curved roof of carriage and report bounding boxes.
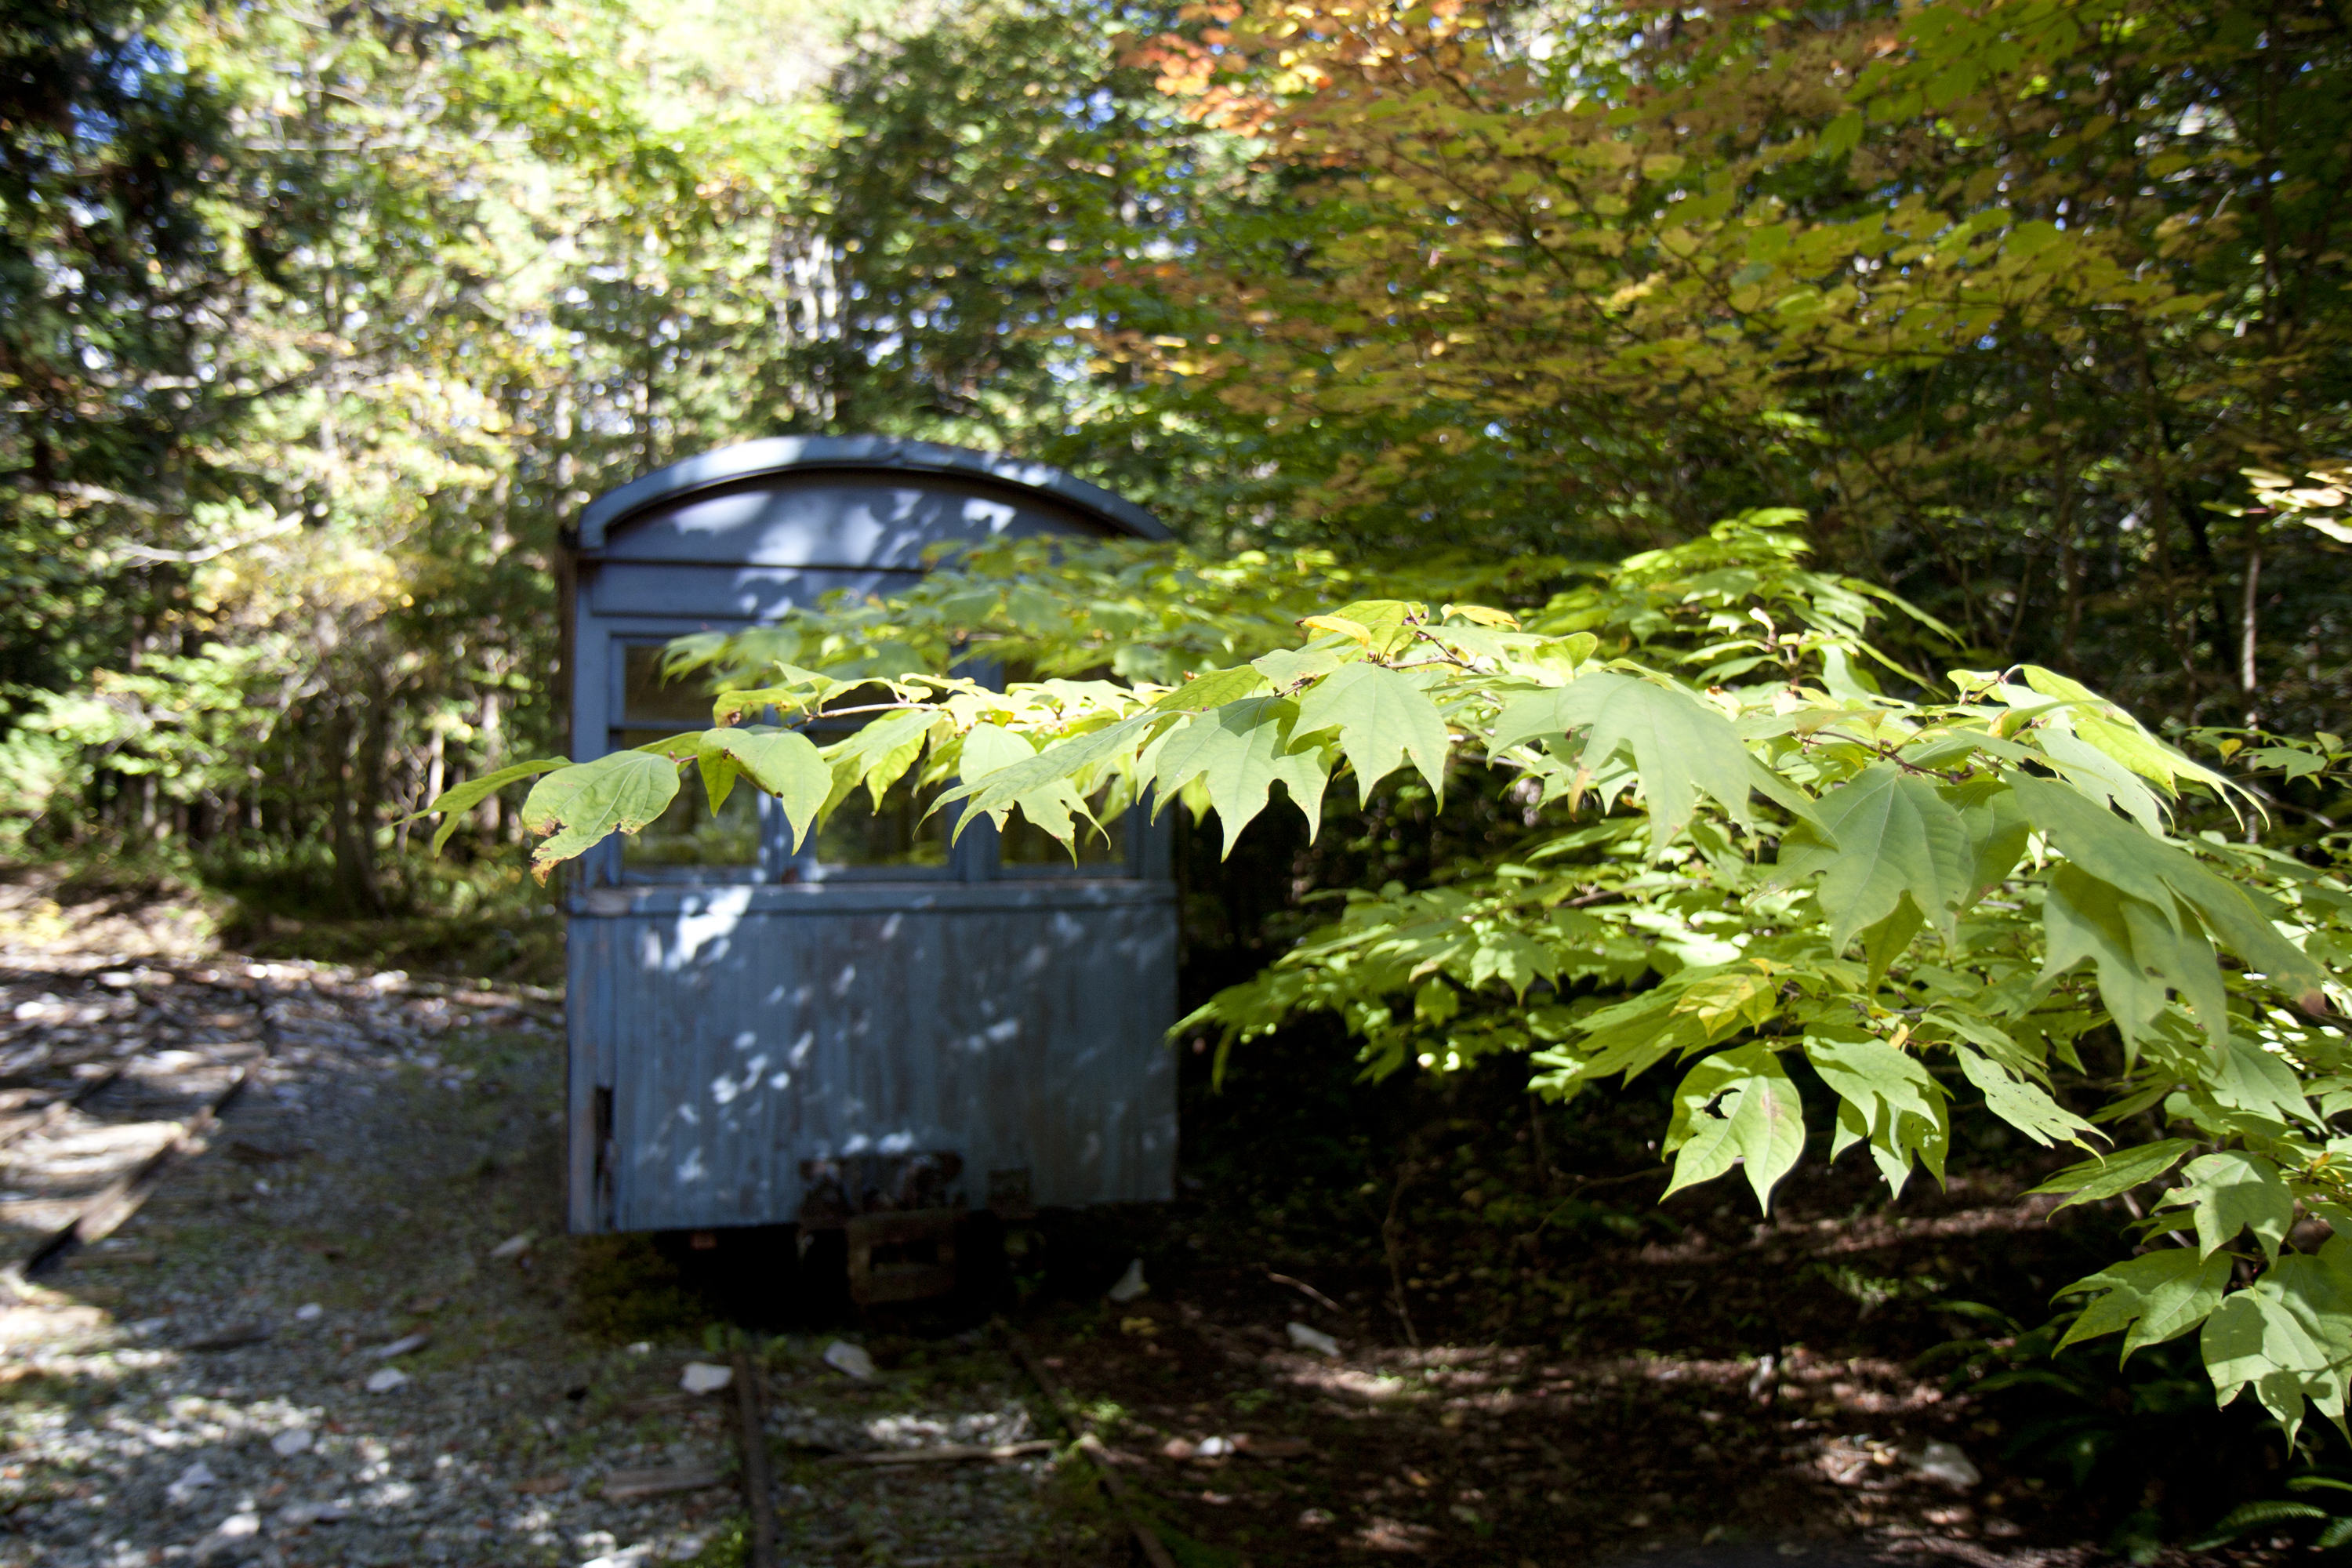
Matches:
[573,436,1171,552]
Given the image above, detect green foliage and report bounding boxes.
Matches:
[449,517,2352,1431]
[1113,0,2352,729]
[2190,1475,2352,1552]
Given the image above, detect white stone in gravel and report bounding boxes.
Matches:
[270,1428,313,1457]
[364,1367,409,1392]
[1908,1439,1981,1490]
[822,1341,875,1380]
[489,1232,534,1259]
[369,1331,429,1358]
[293,1303,322,1322]
[166,1460,216,1504]
[278,1500,347,1526]
[677,1362,732,1395]
[192,1509,260,1562]
[579,1545,653,1568]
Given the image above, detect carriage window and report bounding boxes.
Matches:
[998,790,1130,871]
[622,644,718,727]
[612,644,754,873]
[800,725,952,873]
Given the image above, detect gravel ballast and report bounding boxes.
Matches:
[1,949,1094,1567]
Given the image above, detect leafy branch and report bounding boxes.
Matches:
[434,516,2352,1438]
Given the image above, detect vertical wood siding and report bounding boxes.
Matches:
[566,885,1178,1232]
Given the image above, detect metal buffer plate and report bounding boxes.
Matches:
[844,1208,961,1305]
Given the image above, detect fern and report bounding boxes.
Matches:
[2187,1500,2330,1550]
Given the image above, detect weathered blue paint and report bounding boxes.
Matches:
[562,439,1177,1234]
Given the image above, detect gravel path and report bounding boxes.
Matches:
[0,950,1096,1568]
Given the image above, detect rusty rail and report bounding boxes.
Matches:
[730,1344,779,1568]
[996,1318,1178,1568]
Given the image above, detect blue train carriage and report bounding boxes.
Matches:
[559,437,1179,1301]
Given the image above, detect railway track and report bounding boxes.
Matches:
[0,952,557,1291]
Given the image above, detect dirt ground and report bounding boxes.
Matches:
[0,866,2303,1567]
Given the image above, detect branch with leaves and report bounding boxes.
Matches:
[433,516,2352,1437]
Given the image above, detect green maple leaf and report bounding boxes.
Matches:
[1293,662,1450,807]
[2160,1151,2295,1262]
[1778,764,1973,949]
[1955,1047,2098,1148]
[2011,772,2327,1010]
[2057,1248,2231,1358]
[956,724,1098,846]
[1663,1043,1806,1211]
[1153,665,1272,712]
[1809,1030,1949,1194]
[946,710,1163,826]
[2039,862,2230,1047]
[2027,1138,2195,1210]
[2267,1249,2352,1366]
[701,728,830,851]
[1152,696,1333,853]
[1944,774,2030,903]
[1493,673,1809,848]
[2202,1287,2336,1435]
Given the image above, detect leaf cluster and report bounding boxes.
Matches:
[444,517,2352,1434]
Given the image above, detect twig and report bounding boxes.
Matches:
[731,1345,778,1568]
[1266,1270,1341,1312]
[1530,1100,1557,1197]
[1383,1162,1420,1350]
[996,1320,1179,1568]
[1526,1167,1671,1240]
[823,1440,1056,1467]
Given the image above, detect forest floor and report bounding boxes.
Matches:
[0,862,2307,1567]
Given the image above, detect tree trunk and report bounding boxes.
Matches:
[2241,538,2263,729]
[328,708,386,917]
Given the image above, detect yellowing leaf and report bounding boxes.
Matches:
[1298,614,1374,647]
[521,750,682,880]
[1323,598,1419,655]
